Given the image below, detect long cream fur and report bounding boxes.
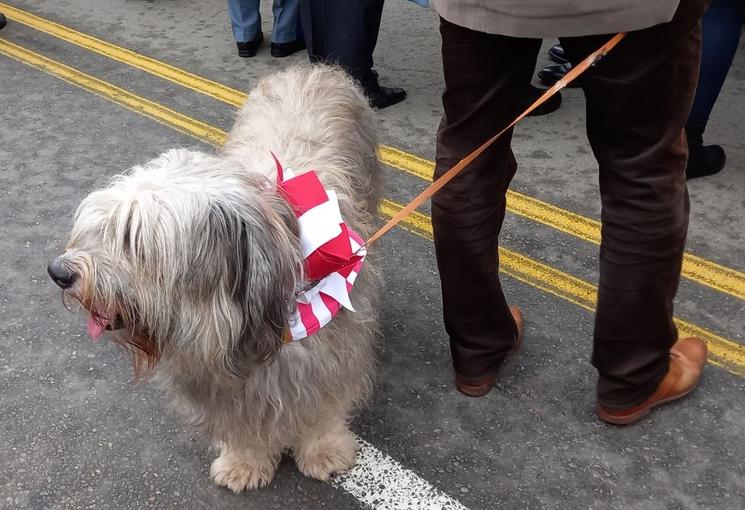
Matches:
[53,66,382,491]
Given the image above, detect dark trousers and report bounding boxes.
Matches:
[433,0,707,408]
[299,0,384,93]
[688,0,745,129]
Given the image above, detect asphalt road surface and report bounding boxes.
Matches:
[2,1,744,509]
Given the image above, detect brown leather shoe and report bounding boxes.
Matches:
[455,306,524,397]
[597,336,707,425]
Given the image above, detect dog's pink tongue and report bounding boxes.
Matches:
[87,317,109,341]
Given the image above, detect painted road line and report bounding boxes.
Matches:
[378,146,745,303]
[5,2,745,303]
[5,39,744,380]
[337,436,468,510]
[0,37,470,510]
[0,2,245,107]
[0,39,227,146]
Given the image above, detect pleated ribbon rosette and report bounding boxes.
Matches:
[273,156,366,341]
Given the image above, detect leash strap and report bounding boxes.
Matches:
[364,32,627,249]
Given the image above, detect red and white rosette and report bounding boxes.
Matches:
[273,155,367,341]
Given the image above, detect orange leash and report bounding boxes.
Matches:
[364,32,627,249]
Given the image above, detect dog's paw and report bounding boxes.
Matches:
[295,428,359,481]
[210,450,277,493]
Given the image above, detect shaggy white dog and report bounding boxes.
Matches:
[48,66,381,491]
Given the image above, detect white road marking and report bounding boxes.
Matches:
[331,436,469,510]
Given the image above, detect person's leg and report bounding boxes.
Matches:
[298,0,403,107]
[298,0,321,62]
[433,17,541,390]
[559,0,708,410]
[298,0,383,90]
[688,0,744,129]
[269,0,305,57]
[271,0,301,43]
[227,0,261,43]
[686,0,745,178]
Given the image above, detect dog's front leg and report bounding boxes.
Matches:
[293,415,359,481]
[210,441,281,493]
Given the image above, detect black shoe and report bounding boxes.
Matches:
[685,125,726,180]
[368,86,406,109]
[236,32,263,58]
[0,14,7,30]
[271,38,306,58]
[522,84,562,117]
[548,44,569,64]
[537,62,580,88]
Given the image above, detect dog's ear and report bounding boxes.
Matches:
[208,190,301,375]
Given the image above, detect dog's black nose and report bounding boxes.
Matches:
[48,259,77,289]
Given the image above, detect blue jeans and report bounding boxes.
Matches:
[687,0,745,129]
[227,0,301,43]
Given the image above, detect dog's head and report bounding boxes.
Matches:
[49,149,302,378]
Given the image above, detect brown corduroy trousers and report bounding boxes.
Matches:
[432,0,707,408]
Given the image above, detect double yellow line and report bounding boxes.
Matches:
[379,146,745,301]
[3,1,743,303]
[2,7,745,377]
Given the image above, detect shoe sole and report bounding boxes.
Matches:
[596,374,701,425]
[271,47,305,58]
[455,378,495,397]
